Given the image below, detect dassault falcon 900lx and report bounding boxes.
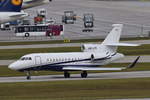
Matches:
[9,24,140,80]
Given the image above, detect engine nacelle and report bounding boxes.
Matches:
[81,44,100,52]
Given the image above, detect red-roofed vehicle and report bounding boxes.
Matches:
[46,25,64,36]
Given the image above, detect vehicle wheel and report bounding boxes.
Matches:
[81,71,87,78]
[25,33,30,37]
[48,33,52,37]
[64,71,70,78]
[26,76,31,80]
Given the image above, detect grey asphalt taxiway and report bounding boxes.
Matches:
[0,71,150,83]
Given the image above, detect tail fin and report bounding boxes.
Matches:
[102,24,123,45]
[101,24,140,53]
[0,0,23,12]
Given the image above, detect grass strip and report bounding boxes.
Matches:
[0,37,149,46]
[0,78,150,100]
[0,44,149,60]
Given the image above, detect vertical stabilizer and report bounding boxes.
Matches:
[101,24,123,54]
[0,0,23,12]
[102,24,123,45]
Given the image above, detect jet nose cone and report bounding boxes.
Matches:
[8,63,17,70]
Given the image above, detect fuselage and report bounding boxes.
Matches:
[8,52,124,71]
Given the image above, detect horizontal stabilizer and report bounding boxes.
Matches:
[105,43,140,46]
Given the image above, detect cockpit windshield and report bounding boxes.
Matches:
[20,57,32,61]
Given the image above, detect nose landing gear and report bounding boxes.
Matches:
[26,71,31,80]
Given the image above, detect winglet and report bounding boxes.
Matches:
[127,56,140,69]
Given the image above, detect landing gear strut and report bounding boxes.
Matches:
[64,71,70,78]
[26,71,31,80]
[81,71,87,78]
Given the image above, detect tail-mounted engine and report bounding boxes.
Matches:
[81,44,100,52]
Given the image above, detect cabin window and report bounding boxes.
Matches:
[62,58,64,61]
[65,58,67,61]
[29,57,32,60]
[68,58,70,61]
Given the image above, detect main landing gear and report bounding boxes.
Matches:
[26,71,31,80]
[64,71,70,78]
[64,71,88,78]
[81,71,87,78]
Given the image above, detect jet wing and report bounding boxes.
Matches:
[10,13,28,18]
[24,0,44,4]
[22,0,50,9]
[63,56,140,71]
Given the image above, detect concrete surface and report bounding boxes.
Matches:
[1,0,150,41]
[0,71,150,83]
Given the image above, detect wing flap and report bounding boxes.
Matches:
[63,67,124,71]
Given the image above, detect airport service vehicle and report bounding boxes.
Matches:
[15,24,64,37]
[82,13,94,32]
[9,24,140,80]
[0,23,11,30]
[34,9,47,25]
[62,11,76,24]
[0,0,28,24]
[36,8,46,18]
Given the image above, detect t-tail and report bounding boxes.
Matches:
[101,24,140,54]
[0,0,23,12]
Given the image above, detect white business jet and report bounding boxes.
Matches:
[0,0,28,24]
[8,24,140,80]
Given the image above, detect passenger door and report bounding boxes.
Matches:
[35,56,42,65]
